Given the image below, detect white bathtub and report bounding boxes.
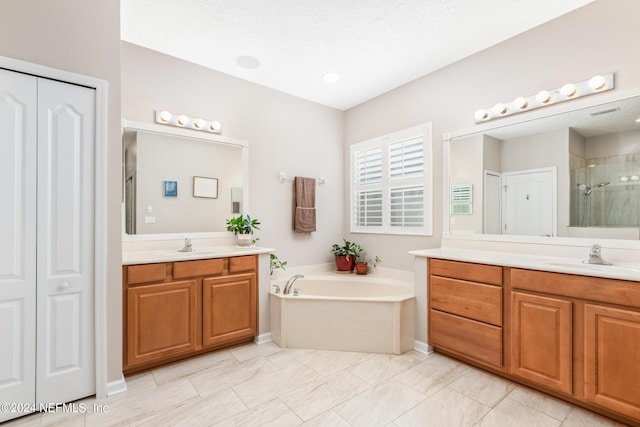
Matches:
[270,275,415,354]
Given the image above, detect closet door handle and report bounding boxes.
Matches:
[58,281,70,291]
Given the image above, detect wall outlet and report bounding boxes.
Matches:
[144,216,156,224]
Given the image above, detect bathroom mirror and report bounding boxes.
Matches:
[446,89,640,241]
[122,120,249,238]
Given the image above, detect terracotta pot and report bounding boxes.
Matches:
[355,263,368,275]
[334,255,355,272]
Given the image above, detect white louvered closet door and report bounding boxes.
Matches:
[0,69,95,422]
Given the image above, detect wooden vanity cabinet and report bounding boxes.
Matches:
[428,259,505,369]
[427,258,640,424]
[123,255,258,373]
[510,268,640,422]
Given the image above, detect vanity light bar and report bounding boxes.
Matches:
[474,73,615,124]
[155,110,222,134]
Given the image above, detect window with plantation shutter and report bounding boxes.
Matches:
[350,123,432,235]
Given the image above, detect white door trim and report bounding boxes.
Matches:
[0,55,109,398]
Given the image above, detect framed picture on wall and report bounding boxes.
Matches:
[193,176,218,198]
[164,180,178,197]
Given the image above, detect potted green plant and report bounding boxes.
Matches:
[225,214,260,246]
[331,239,363,273]
[355,255,381,275]
[270,253,287,277]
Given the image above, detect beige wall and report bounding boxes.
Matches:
[344,0,640,270]
[0,3,122,382]
[121,42,345,267]
[2,0,639,384]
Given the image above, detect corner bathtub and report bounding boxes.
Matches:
[270,275,415,354]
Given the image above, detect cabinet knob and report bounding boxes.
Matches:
[58,281,70,291]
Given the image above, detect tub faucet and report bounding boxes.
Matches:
[584,244,612,265]
[179,237,193,252]
[284,274,304,294]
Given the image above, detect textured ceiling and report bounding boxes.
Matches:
[121,0,594,110]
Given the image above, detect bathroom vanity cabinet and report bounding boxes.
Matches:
[427,258,640,423]
[123,255,257,373]
[428,259,505,370]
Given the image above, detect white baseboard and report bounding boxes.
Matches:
[106,373,127,396]
[254,333,272,345]
[413,340,434,355]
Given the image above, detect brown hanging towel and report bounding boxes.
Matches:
[293,176,316,233]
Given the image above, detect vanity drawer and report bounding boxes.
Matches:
[430,276,502,326]
[430,259,502,286]
[510,268,640,307]
[127,263,168,285]
[430,309,503,367]
[173,258,225,279]
[229,255,257,274]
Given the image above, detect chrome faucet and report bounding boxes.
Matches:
[283,274,304,294]
[584,244,612,265]
[179,237,193,252]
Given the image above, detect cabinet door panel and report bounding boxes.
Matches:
[585,304,640,420]
[127,280,197,367]
[510,292,572,394]
[203,273,256,347]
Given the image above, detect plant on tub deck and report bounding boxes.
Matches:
[355,254,382,275]
[331,239,363,273]
[226,214,260,246]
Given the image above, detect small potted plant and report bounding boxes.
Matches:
[355,255,381,275]
[331,239,363,273]
[225,214,260,246]
[270,253,287,277]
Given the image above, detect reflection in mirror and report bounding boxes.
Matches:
[448,92,640,240]
[123,121,247,236]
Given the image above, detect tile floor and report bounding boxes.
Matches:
[5,342,628,426]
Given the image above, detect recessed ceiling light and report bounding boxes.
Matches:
[236,55,260,69]
[635,117,640,123]
[322,72,340,83]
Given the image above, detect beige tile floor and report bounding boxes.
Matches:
[5,342,629,426]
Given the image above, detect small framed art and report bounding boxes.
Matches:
[193,176,218,198]
[164,180,178,197]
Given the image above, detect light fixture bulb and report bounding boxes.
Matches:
[209,121,222,132]
[560,83,577,97]
[536,90,551,104]
[620,176,629,182]
[177,115,189,126]
[589,75,606,91]
[493,103,507,115]
[474,109,488,121]
[513,97,528,110]
[159,111,171,123]
[322,72,340,83]
[193,118,206,129]
[632,175,640,181]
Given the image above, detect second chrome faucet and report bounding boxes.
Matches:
[584,244,612,265]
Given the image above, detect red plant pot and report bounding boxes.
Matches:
[335,255,355,272]
[355,263,368,275]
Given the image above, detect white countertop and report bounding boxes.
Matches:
[123,245,274,265]
[410,247,640,282]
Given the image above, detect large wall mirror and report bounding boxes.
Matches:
[122,120,249,239]
[446,88,640,242]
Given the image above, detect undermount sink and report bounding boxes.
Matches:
[164,248,223,257]
[542,259,640,274]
